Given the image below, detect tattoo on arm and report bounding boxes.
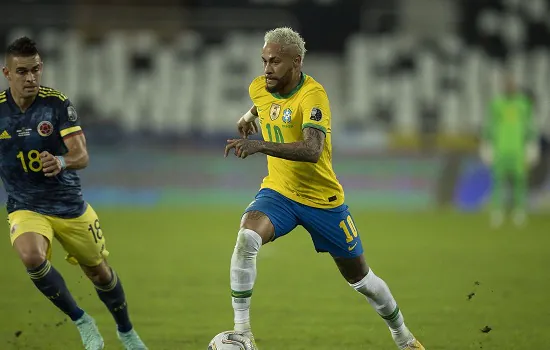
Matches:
[303,127,324,156]
[258,127,325,163]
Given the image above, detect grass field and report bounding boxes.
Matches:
[0,208,548,350]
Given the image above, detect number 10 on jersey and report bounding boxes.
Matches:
[265,123,284,143]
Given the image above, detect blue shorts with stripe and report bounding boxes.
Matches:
[243,188,363,258]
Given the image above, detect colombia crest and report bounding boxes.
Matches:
[37,121,54,137]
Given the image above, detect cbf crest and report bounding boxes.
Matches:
[270,103,281,120]
[282,108,292,123]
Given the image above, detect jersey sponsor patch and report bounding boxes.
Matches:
[310,107,322,121]
[67,105,78,122]
[37,121,54,137]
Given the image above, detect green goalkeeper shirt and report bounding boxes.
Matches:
[484,94,535,153]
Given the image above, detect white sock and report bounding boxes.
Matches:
[230,228,262,331]
[350,269,408,336]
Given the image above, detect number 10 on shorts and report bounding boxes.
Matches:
[339,215,358,243]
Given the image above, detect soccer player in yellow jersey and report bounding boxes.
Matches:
[224,28,425,349]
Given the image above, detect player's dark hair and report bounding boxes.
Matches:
[6,36,39,59]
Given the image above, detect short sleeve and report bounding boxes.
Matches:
[248,76,264,107]
[301,89,330,135]
[59,99,83,139]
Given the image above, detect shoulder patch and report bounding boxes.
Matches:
[38,86,67,102]
[0,90,6,104]
[310,107,322,122]
[67,105,78,122]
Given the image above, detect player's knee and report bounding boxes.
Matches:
[334,255,369,285]
[240,211,275,244]
[19,249,47,269]
[13,232,49,269]
[345,273,368,285]
[82,261,112,285]
[233,228,263,258]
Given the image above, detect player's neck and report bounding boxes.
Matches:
[9,88,37,113]
[280,71,303,96]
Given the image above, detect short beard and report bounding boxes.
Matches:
[265,82,279,93]
[265,69,292,94]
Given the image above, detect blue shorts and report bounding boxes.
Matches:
[243,188,364,258]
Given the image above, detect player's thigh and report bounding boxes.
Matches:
[299,204,364,259]
[242,189,299,244]
[50,204,109,267]
[8,210,54,262]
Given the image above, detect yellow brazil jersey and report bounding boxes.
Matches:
[249,73,345,208]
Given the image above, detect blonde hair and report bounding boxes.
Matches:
[264,27,307,60]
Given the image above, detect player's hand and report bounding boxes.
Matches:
[237,118,259,139]
[224,139,262,159]
[40,151,63,177]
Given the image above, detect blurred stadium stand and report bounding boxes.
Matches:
[1,0,549,210]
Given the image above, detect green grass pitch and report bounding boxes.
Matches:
[0,208,549,349]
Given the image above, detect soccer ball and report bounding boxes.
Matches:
[208,331,255,350]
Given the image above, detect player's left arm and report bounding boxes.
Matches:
[225,128,324,163]
[257,127,325,163]
[225,90,329,163]
[41,100,89,177]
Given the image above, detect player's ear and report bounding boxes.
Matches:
[293,55,302,69]
[2,66,9,81]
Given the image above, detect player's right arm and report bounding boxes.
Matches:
[237,105,259,139]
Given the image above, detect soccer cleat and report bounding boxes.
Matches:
[74,313,104,350]
[117,328,148,350]
[400,338,425,350]
[392,327,424,350]
[242,331,258,349]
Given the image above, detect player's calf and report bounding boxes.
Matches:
[83,261,148,349]
[335,255,421,349]
[230,227,263,332]
[82,261,134,333]
[14,232,85,321]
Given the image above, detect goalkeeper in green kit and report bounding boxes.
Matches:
[480,76,540,228]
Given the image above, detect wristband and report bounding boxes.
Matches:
[55,156,66,170]
[242,110,257,122]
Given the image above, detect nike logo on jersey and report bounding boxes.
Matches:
[348,241,358,251]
